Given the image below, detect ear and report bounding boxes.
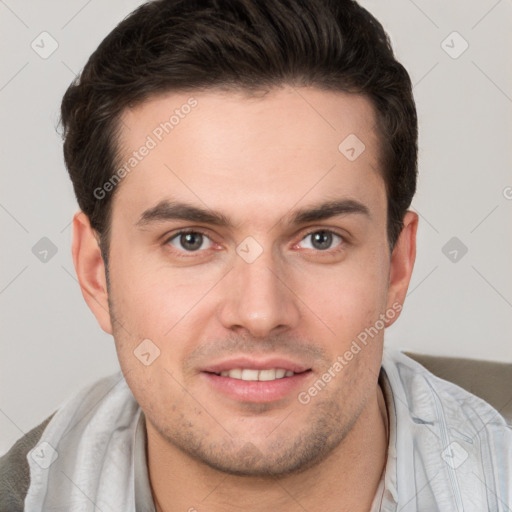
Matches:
[71,211,113,334]
[385,210,418,327]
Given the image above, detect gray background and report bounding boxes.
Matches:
[1,0,511,455]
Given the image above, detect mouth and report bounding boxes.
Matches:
[200,358,313,403]
[207,368,309,381]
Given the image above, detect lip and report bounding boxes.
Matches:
[201,356,311,374]
[201,370,312,403]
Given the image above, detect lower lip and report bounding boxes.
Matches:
[201,371,312,403]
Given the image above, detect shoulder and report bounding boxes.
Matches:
[0,412,56,511]
[0,370,132,511]
[382,347,512,505]
[383,347,511,432]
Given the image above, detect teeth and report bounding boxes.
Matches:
[222,368,241,378]
[258,369,277,381]
[218,368,295,381]
[242,369,259,381]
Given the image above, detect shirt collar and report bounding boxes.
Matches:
[134,410,157,512]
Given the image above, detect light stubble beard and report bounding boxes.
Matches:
[107,285,378,478]
[143,356,371,478]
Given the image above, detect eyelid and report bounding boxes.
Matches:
[163,228,218,254]
[294,229,346,251]
[162,226,348,256]
[163,227,214,243]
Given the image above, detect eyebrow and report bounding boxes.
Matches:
[135,198,370,228]
[291,199,370,224]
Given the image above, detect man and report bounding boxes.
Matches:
[1,0,510,510]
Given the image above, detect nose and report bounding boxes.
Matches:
[217,243,300,338]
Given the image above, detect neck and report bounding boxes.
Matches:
[148,383,388,512]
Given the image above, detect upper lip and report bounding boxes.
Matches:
[201,357,311,374]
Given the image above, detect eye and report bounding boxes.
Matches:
[297,230,344,251]
[167,231,213,252]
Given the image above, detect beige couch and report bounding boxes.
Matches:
[405,351,512,425]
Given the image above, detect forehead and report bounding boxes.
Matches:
[113,86,385,227]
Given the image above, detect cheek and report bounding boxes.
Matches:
[108,254,224,379]
[299,248,390,345]
[109,248,210,332]
[107,266,197,414]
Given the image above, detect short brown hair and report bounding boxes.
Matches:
[60,0,417,264]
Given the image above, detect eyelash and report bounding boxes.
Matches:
[163,228,347,258]
[164,229,216,257]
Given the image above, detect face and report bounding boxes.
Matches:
[74,86,416,477]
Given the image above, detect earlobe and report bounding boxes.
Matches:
[71,211,113,334]
[385,210,418,326]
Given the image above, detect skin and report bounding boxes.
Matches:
[72,85,417,512]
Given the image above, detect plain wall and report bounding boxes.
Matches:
[1,0,511,455]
